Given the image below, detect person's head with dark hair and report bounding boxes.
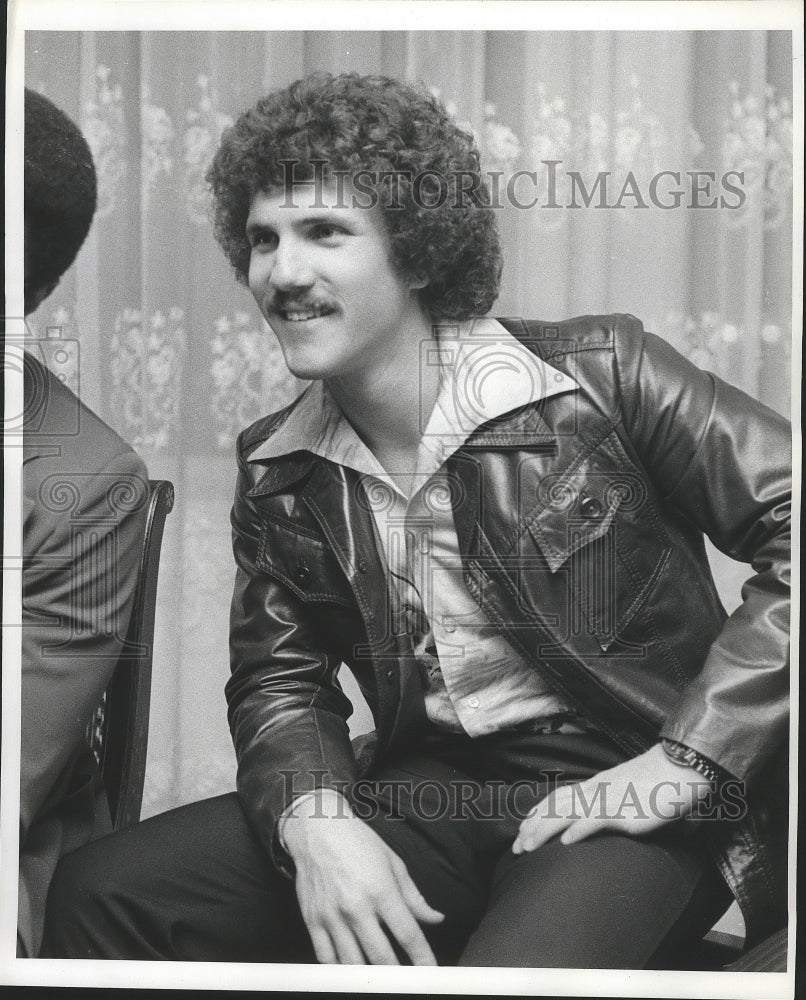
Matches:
[207,73,502,321]
[24,88,97,315]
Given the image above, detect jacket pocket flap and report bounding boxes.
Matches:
[256,517,355,606]
[526,470,642,572]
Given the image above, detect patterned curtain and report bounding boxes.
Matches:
[24,31,794,817]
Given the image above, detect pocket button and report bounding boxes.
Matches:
[580,496,603,518]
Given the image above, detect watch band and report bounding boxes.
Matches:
[661,738,723,784]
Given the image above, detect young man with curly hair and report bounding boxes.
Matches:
[44,73,790,969]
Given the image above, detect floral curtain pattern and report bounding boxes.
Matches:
[24,31,793,817]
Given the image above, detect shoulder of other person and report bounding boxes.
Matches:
[23,353,146,475]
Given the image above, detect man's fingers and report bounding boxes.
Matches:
[381,856,440,964]
[560,818,602,846]
[518,784,576,828]
[328,923,368,965]
[512,803,576,854]
[295,830,443,965]
[381,903,439,966]
[308,926,337,965]
[391,857,444,924]
[352,917,401,966]
[513,814,572,853]
[513,783,591,853]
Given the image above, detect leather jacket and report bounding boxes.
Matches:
[226,314,790,946]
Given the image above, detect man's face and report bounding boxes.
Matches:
[246,179,427,383]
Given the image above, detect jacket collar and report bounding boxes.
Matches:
[247,317,576,497]
[246,450,318,498]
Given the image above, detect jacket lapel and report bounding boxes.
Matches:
[450,403,558,559]
[299,460,427,756]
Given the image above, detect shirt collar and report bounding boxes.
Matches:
[248,377,387,477]
[419,317,577,468]
[248,318,578,488]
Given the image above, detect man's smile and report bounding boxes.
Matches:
[270,300,338,323]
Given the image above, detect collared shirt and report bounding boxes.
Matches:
[250,317,581,736]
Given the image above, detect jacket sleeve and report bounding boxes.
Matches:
[226,444,359,872]
[613,316,790,784]
[20,446,149,843]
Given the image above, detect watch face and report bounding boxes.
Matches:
[664,740,696,766]
[663,740,720,782]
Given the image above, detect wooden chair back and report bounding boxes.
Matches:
[87,479,174,831]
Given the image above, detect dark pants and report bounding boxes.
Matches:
[42,727,731,967]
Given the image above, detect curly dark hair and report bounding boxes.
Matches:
[24,89,97,310]
[207,73,502,319]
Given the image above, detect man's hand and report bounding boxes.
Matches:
[512,743,713,855]
[282,790,444,965]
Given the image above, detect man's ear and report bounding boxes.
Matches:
[24,278,60,317]
[408,272,428,291]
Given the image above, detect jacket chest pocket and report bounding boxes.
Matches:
[255,516,356,607]
[517,444,671,652]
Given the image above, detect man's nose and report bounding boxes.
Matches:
[269,238,315,291]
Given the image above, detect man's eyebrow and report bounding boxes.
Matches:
[245,211,355,235]
[245,218,274,235]
[298,211,356,228]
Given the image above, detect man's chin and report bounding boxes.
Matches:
[279,350,332,382]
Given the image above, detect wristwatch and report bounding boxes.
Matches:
[661,739,723,784]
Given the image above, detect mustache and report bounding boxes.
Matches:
[266,292,337,314]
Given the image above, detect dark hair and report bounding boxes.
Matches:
[24,89,97,309]
[207,73,502,319]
